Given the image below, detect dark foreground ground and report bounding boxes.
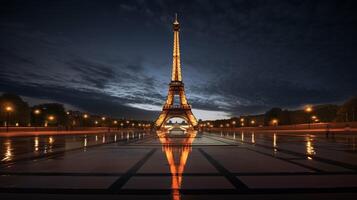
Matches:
[1,130,357,199]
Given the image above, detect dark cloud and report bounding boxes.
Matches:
[0,78,158,120]
[67,59,117,89]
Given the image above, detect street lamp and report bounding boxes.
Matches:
[45,115,55,127]
[240,118,245,127]
[305,106,313,129]
[101,117,106,127]
[5,106,12,112]
[48,115,55,121]
[232,120,236,129]
[250,120,255,126]
[33,109,42,129]
[305,106,312,113]
[83,114,89,127]
[5,106,13,132]
[272,119,278,126]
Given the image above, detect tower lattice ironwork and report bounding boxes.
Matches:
[155,14,198,129]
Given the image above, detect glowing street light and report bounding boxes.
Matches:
[48,115,55,121]
[272,119,278,126]
[5,106,13,132]
[33,109,42,128]
[5,106,13,112]
[311,115,319,123]
[82,114,89,127]
[250,120,255,125]
[305,106,313,129]
[240,118,244,122]
[114,120,118,124]
[45,115,55,127]
[101,117,106,121]
[305,106,312,113]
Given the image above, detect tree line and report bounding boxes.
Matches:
[0,93,151,128]
[200,96,357,127]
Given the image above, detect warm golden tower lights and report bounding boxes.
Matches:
[155,14,198,129]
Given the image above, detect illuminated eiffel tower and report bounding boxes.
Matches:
[155,14,198,129]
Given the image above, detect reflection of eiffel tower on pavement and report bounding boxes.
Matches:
[158,131,196,200]
[155,14,198,129]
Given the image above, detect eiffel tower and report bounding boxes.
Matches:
[155,14,198,129]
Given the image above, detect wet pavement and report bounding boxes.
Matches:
[0,130,357,199]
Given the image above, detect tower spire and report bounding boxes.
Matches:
[172,13,181,81]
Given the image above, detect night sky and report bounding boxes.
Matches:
[1,0,357,120]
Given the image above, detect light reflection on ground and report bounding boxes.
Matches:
[0,131,357,199]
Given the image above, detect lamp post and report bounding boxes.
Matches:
[232,120,236,130]
[240,118,244,127]
[311,115,316,121]
[83,114,88,128]
[33,109,41,130]
[305,106,313,129]
[126,120,130,129]
[47,115,55,128]
[272,119,278,130]
[5,106,13,132]
[101,116,106,128]
[113,120,118,130]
